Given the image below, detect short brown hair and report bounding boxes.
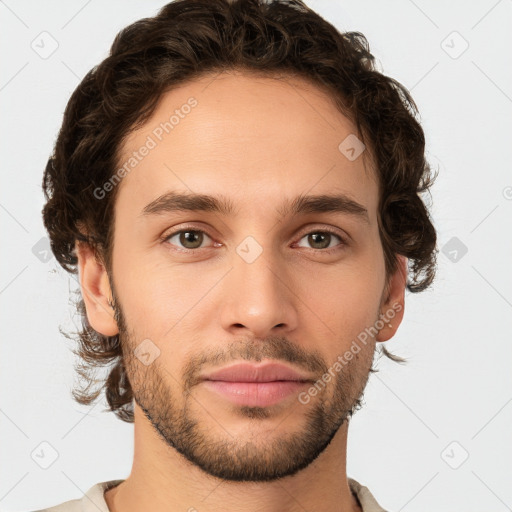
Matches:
[42,0,438,423]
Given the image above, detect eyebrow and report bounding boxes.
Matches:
[140,191,369,224]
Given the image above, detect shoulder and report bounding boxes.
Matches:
[29,498,81,512]
[27,479,125,512]
[348,477,390,512]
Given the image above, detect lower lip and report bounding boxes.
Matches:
[202,380,309,407]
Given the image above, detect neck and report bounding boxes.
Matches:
[105,405,362,512]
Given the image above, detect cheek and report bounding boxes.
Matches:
[304,254,383,304]
[298,260,384,350]
[113,247,220,343]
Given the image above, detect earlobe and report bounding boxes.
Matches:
[75,240,119,337]
[376,255,407,342]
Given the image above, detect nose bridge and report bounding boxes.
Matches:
[220,234,298,337]
[236,240,280,304]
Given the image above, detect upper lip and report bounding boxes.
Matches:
[201,362,313,383]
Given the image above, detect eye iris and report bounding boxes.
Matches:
[309,232,330,249]
[180,231,203,249]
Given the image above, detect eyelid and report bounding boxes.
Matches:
[296,224,348,242]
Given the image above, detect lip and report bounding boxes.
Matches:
[202,380,310,407]
[201,362,313,383]
[200,362,313,407]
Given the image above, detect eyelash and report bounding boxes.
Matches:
[160,225,348,254]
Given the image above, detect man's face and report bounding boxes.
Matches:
[106,71,392,482]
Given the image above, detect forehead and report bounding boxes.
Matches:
[114,70,378,223]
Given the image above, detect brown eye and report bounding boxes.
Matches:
[307,232,331,249]
[296,230,346,252]
[164,229,212,250]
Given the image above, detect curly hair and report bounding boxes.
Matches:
[42,0,438,423]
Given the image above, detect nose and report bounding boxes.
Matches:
[219,245,299,339]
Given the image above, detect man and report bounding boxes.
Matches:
[35,0,437,510]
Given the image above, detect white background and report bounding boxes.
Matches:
[1,1,511,511]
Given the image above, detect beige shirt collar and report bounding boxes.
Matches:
[38,477,388,512]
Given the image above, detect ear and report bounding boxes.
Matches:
[376,254,407,342]
[75,240,119,337]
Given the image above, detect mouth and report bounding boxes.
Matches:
[201,361,314,382]
[201,380,311,407]
[200,361,314,407]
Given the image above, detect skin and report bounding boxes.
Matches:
[76,70,406,512]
